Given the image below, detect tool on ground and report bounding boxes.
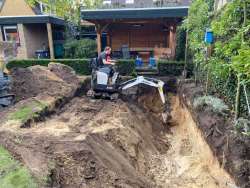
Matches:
[0,42,16,108]
[87,58,166,104]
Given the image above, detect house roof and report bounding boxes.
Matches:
[0,15,66,25]
[100,0,190,9]
[0,0,37,16]
[81,6,189,20]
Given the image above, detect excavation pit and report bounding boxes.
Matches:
[0,65,244,188]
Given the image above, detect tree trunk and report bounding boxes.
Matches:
[183,30,189,78]
[235,75,241,120]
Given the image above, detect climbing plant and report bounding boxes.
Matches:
[185,0,250,118]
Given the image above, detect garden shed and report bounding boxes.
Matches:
[81,5,189,60]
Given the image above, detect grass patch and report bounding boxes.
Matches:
[0,146,37,188]
[8,100,47,123]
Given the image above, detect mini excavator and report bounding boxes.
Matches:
[87,58,166,104]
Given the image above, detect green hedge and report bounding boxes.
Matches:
[158,60,194,76]
[7,59,91,75]
[115,59,135,76]
[7,59,135,76]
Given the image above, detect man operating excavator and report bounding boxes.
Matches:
[97,46,115,66]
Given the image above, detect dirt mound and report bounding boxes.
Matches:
[10,64,80,102]
[48,63,78,85]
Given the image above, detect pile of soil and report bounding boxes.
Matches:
[10,63,80,102]
[178,80,250,188]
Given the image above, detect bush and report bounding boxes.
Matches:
[158,60,193,76]
[7,59,91,75]
[176,27,186,61]
[193,95,229,115]
[7,59,136,76]
[235,118,250,136]
[116,59,135,76]
[64,39,97,58]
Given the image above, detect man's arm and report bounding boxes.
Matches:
[103,59,116,65]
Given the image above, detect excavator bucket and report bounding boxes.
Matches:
[120,76,166,104]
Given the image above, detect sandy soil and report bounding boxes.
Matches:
[0,65,238,187]
[0,95,236,188]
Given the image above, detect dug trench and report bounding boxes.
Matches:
[0,65,246,188]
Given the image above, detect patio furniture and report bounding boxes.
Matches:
[149,57,156,68]
[135,56,143,67]
[121,45,130,59]
[35,50,49,59]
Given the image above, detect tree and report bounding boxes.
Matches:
[26,0,80,23]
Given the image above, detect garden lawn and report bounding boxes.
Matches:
[0,146,37,188]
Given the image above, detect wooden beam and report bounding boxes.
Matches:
[101,23,110,32]
[106,32,110,47]
[169,25,176,59]
[96,25,102,55]
[46,23,54,59]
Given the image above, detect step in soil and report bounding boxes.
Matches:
[0,96,236,188]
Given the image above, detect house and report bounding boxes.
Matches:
[81,0,190,60]
[0,0,65,59]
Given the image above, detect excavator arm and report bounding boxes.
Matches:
[119,76,166,104]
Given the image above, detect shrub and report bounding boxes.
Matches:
[7,59,135,76]
[116,59,135,76]
[235,118,250,136]
[7,59,91,75]
[176,27,186,61]
[158,60,193,76]
[64,39,97,58]
[193,95,229,115]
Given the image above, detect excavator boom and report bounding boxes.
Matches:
[119,76,166,104]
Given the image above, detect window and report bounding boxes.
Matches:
[126,0,134,4]
[103,0,111,5]
[3,26,20,45]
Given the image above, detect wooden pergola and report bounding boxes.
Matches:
[81,7,188,59]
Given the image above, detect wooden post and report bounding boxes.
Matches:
[235,75,241,120]
[169,24,176,59]
[46,23,55,59]
[183,30,189,78]
[96,25,102,55]
[0,31,3,42]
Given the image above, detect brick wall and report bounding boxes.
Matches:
[23,24,49,58]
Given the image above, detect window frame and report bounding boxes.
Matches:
[2,25,20,46]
